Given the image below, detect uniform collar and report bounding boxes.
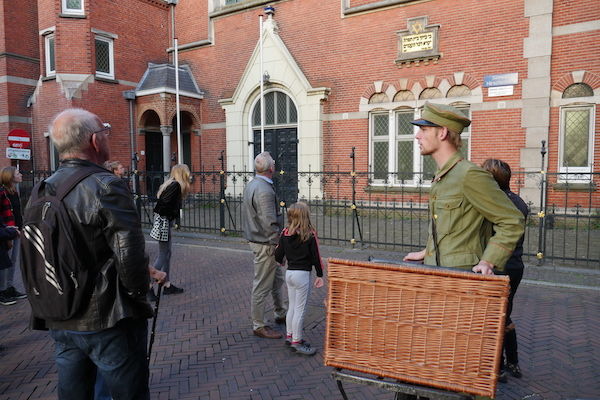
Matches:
[432,152,463,183]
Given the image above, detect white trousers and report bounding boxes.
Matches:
[285,270,311,342]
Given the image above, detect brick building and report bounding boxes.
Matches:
[1,0,598,206]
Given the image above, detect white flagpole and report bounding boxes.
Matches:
[174,38,182,164]
[259,15,265,154]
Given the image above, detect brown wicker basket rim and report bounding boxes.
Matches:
[328,258,509,283]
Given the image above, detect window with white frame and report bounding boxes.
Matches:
[559,105,595,181]
[62,0,84,15]
[44,34,56,76]
[370,106,470,186]
[558,83,595,182]
[95,36,114,80]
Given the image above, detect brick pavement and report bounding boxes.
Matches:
[0,235,599,400]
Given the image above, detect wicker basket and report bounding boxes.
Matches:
[324,258,510,398]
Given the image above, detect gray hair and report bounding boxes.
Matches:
[254,151,274,173]
[50,108,101,155]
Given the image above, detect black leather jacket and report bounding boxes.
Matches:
[32,159,153,331]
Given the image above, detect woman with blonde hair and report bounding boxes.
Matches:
[0,166,25,304]
[151,164,191,298]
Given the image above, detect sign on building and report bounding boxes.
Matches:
[6,148,31,160]
[7,129,31,149]
[395,16,440,67]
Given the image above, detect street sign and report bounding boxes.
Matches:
[7,129,31,149]
[6,148,31,160]
[483,73,518,88]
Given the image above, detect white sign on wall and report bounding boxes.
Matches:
[6,148,31,160]
[488,85,514,97]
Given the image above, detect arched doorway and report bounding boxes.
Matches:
[171,112,194,169]
[251,90,298,203]
[140,110,163,198]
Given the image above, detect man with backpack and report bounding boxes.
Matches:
[21,108,165,400]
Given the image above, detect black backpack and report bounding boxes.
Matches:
[20,167,100,321]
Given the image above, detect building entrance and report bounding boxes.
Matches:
[253,127,298,204]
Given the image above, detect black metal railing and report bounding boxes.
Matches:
[18,167,599,269]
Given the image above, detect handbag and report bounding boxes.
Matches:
[150,213,170,241]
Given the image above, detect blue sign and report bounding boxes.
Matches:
[483,73,519,88]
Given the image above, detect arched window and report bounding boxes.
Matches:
[393,90,415,102]
[447,85,471,98]
[252,91,297,127]
[559,83,595,181]
[369,93,390,104]
[562,83,593,98]
[419,88,442,99]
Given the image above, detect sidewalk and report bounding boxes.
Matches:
[0,235,599,399]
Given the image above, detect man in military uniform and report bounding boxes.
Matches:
[404,102,524,275]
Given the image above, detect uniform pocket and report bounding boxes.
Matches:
[434,197,463,234]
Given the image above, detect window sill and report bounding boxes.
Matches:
[95,76,117,84]
[59,13,86,19]
[42,75,56,81]
[552,182,597,192]
[365,185,431,194]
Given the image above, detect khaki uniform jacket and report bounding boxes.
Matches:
[424,152,525,271]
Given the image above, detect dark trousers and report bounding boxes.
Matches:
[502,267,523,365]
[50,318,149,400]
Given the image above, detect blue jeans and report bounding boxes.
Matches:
[50,318,149,400]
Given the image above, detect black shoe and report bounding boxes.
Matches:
[163,284,184,295]
[506,363,522,378]
[147,288,158,302]
[275,315,286,324]
[0,292,16,306]
[6,287,27,299]
[498,369,508,383]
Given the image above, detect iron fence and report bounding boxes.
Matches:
[18,168,600,269]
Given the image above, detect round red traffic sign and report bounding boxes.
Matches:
[7,129,31,149]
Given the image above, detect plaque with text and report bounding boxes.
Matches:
[396,16,440,67]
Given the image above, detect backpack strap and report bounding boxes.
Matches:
[55,166,103,201]
[29,166,104,205]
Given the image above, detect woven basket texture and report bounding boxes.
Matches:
[324,258,509,398]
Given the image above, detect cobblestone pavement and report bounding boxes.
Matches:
[0,235,599,400]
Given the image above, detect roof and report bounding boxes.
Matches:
[135,63,204,99]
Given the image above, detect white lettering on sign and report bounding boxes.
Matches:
[7,136,30,142]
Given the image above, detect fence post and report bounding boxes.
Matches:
[536,140,547,266]
[349,147,363,248]
[219,150,226,236]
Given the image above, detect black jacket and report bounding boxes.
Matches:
[274,229,323,277]
[153,181,182,221]
[0,223,18,270]
[31,159,152,331]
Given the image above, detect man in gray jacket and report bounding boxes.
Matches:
[242,152,287,339]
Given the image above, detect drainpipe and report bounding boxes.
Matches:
[123,90,140,214]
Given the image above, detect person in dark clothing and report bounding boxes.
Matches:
[0,166,25,303]
[482,159,529,382]
[275,202,324,356]
[33,108,166,400]
[0,222,19,306]
[151,163,191,297]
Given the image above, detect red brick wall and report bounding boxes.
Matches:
[553,0,600,27]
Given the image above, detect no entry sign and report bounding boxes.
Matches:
[7,129,31,149]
